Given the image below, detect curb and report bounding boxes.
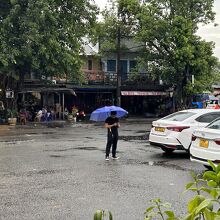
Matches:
[0,125,10,131]
[123,117,158,122]
[15,120,69,129]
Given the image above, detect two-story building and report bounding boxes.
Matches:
[100,38,169,116]
[72,41,116,113]
[18,38,169,117]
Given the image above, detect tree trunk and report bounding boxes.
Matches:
[116,25,121,107]
[19,71,25,92]
[0,73,8,110]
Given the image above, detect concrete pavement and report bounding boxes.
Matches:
[0,120,204,220]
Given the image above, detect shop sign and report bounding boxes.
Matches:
[121,91,167,96]
[6,90,14,98]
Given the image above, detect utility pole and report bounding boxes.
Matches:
[116,9,121,107]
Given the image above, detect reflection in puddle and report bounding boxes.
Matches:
[119,135,148,141]
[123,159,192,171]
[50,155,65,158]
[136,130,150,134]
[74,146,98,151]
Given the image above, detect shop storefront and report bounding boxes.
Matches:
[18,87,76,119]
[74,87,115,113]
[121,90,171,117]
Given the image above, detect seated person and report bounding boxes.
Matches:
[19,109,27,125]
[41,107,47,121]
[46,111,52,121]
[35,109,42,122]
[50,107,56,120]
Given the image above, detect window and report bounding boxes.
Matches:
[129,60,137,72]
[99,61,103,70]
[107,60,116,72]
[195,113,220,123]
[88,60,93,70]
[207,118,220,129]
[161,111,196,122]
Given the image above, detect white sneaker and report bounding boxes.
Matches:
[112,156,119,160]
[105,157,109,161]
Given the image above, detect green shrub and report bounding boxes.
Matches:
[94,210,113,220]
[6,109,18,118]
[145,160,220,220]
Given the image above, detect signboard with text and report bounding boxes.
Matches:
[6,90,14,99]
[121,91,167,96]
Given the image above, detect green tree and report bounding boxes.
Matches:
[95,0,141,106]
[186,61,220,95]
[136,0,217,106]
[0,0,97,95]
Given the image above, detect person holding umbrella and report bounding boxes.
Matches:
[104,111,120,161]
[90,105,128,160]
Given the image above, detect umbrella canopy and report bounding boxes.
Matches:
[90,106,128,122]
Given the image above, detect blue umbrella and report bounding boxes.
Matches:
[90,106,128,121]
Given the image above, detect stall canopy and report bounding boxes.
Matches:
[18,87,76,96]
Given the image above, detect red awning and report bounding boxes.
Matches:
[121,91,167,96]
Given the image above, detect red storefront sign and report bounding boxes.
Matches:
[121,91,167,96]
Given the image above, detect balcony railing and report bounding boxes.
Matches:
[82,69,105,84]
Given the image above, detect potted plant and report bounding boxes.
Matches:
[67,106,78,122]
[7,109,18,126]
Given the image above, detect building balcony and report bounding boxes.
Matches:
[82,69,105,84]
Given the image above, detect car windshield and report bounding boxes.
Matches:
[161,111,196,122]
[207,118,220,130]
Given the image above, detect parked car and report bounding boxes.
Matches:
[149,109,220,153]
[190,117,220,167]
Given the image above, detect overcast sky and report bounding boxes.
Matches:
[94,0,220,60]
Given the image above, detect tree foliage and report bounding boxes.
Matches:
[186,62,220,95]
[136,0,218,102]
[95,0,140,54]
[0,0,98,88]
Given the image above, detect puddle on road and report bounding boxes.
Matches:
[74,146,98,151]
[138,148,156,153]
[3,169,61,178]
[123,159,191,171]
[85,137,94,139]
[0,139,35,144]
[50,155,66,158]
[35,169,57,175]
[42,132,55,135]
[140,160,190,171]
[24,131,55,135]
[119,135,148,141]
[135,130,149,134]
[25,169,67,177]
[44,147,75,152]
[44,146,98,152]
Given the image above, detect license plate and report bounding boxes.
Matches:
[155,127,165,132]
[199,139,209,148]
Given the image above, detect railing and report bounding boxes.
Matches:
[82,69,105,84]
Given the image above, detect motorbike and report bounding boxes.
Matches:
[76,110,86,121]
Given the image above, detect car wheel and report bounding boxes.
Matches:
[161,146,175,153]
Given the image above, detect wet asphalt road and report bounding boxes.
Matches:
[0,119,205,220]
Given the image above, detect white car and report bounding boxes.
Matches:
[149,109,220,153]
[190,117,220,166]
